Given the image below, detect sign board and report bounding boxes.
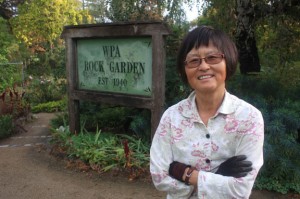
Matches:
[77,37,152,96]
[61,22,170,138]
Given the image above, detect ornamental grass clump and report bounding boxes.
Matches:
[50,125,150,178]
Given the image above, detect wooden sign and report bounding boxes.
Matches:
[61,22,170,138]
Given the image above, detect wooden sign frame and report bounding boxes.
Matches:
[61,22,170,138]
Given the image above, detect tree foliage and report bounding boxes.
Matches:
[200,0,300,73]
[81,0,202,24]
[107,0,164,22]
[200,0,236,33]
[0,17,12,62]
[254,0,300,71]
[10,0,91,53]
[82,0,107,23]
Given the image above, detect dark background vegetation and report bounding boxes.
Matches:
[0,0,299,195]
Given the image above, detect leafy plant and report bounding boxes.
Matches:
[31,99,66,113]
[0,115,13,138]
[118,134,150,169]
[50,124,150,176]
[0,85,30,118]
[0,63,23,91]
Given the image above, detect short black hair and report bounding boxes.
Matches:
[177,25,238,84]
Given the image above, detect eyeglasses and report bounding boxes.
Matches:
[184,53,225,68]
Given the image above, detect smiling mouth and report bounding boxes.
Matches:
[197,75,213,80]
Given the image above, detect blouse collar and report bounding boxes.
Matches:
[179,90,236,120]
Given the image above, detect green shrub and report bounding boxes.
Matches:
[24,75,66,105]
[256,100,300,194]
[31,99,66,113]
[129,109,151,142]
[227,72,300,194]
[79,102,141,133]
[0,115,13,138]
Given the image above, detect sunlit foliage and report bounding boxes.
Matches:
[10,0,92,53]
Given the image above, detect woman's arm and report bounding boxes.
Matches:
[193,109,264,199]
[150,111,194,198]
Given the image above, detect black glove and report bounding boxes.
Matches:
[169,161,190,182]
[216,155,252,178]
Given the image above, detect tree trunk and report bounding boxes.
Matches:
[235,0,260,74]
[0,0,25,19]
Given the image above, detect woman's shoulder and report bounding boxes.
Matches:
[228,92,263,118]
[164,98,188,113]
[227,92,254,108]
[163,95,193,117]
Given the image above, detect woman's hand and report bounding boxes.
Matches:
[216,155,252,178]
[169,161,198,186]
[169,161,190,182]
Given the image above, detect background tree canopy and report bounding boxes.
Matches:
[1,0,299,74]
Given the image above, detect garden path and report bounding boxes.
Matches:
[0,112,295,199]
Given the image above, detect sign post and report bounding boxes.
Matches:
[61,22,170,139]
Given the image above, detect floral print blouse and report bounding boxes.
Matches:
[150,91,264,199]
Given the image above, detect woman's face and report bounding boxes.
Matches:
[184,44,226,95]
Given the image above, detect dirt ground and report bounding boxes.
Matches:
[0,112,298,199]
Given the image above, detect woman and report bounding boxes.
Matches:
[150,25,264,199]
